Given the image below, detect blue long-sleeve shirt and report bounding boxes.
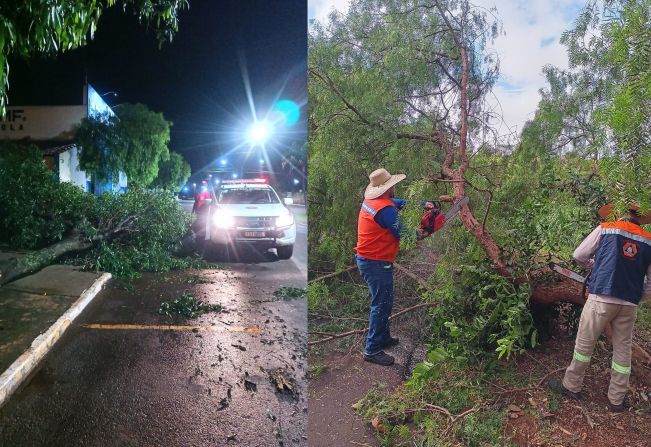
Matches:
[374,198,421,240]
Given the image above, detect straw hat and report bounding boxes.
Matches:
[598,203,651,225]
[364,168,406,200]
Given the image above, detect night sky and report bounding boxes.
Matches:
[7,1,307,179]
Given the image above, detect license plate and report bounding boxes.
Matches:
[244,231,265,238]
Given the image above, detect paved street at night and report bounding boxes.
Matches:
[0,209,307,446]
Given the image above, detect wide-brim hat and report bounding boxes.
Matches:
[598,203,651,225]
[364,168,406,200]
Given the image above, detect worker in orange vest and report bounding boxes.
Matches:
[355,168,445,366]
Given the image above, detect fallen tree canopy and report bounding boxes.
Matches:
[0,144,196,285]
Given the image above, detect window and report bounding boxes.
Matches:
[218,188,279,204]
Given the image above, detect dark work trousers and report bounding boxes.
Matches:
[356,255,394,355]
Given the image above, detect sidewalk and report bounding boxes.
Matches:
[0,253,110,407]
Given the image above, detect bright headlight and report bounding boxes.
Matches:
[276,214,294,228]
[213,212,235,229]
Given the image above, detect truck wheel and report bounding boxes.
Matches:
[276,245,293,260]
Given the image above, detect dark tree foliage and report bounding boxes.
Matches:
[151,151,191,191]
[0,0,188,113]
[76,103,172,187]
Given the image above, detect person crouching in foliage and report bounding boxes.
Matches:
[550,204,651,412]
[355,168,444,366]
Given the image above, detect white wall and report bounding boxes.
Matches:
[57,147,87,191]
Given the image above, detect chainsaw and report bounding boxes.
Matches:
[549,262,591,299]
[420,196,469,234]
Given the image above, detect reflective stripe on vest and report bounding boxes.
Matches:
[355,197,400,263]
[588,221,651,305]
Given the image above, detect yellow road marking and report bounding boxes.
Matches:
[82,324,262,334]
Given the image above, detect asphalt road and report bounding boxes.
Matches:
[0,214,307,446]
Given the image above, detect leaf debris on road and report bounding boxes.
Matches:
[158,292,222,318]
[272,287,307,300]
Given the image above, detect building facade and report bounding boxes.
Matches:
[0,84,127,194]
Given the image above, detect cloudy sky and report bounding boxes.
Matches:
[308,0,587,141]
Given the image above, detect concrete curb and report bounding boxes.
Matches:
[0,272,111,409]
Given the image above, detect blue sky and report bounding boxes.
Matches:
[308,0,588,141]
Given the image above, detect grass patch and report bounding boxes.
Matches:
[159,292,222,318]
[308,280,369,315]
[637,301,651,332]
[308,361,328,379]
[456,409,511,447]
[353,360,515,446]
[307,280,370,351]
[273,286,307,300]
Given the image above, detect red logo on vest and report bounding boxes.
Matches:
[622,240,638,259]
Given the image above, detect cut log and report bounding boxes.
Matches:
[530,277,586,306]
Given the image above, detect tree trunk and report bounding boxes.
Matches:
[0,234,93,286]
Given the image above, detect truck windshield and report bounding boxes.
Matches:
[218,188,280,204]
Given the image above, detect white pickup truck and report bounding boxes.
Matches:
[207,179,296,259]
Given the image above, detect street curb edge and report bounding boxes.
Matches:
[0,272,112,409]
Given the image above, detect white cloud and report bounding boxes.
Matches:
[308,0,351,24]
[308,0,587,141]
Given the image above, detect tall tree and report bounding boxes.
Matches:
[152,151,191,191]
[309,0,507,272]
[534,0,651,216]
[76,103,172,187]
[0,0,188,113]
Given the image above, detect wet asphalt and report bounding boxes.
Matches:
[0,222,307,446]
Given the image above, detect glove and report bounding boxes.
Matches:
[433,213,446,231]
[420,209,437,234]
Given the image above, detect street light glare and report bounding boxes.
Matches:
[248,120,273,145]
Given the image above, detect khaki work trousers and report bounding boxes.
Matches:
[562,297,637,405]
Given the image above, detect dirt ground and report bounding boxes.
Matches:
[499,333,651,447]
[308,327,428,447]
[309,298,651,446]
[307,282,430,447]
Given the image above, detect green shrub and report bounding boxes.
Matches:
[0,144,95,248]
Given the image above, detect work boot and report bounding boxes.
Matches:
[363,351,395,366]
[547,379,582,400]
[609,398,629,413]
[382,336,400,348]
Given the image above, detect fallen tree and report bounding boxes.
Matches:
[0,144,194,285]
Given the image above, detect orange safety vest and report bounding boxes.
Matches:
[355,197,400,262]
